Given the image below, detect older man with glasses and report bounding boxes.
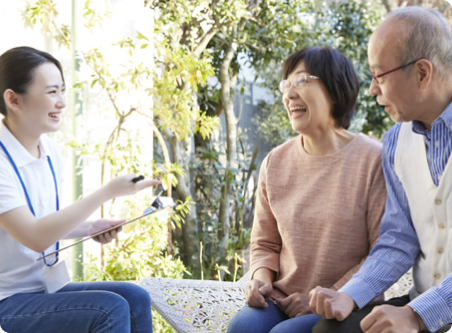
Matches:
[310,6,452,333]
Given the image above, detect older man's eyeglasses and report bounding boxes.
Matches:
[279,73,319,94]
[370,59,419,84]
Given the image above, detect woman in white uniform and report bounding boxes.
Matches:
[0,46,159,333]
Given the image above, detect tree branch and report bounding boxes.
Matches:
[193,26,220,58]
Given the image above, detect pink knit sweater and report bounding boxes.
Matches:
[250,134,387,297]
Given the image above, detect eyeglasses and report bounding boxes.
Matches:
[279,73,319,94]
[370,59,419,84]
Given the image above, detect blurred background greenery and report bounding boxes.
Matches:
[15,0,452,331]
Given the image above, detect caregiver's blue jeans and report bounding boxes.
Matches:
[0,281,152,333]
[227,301,321,333]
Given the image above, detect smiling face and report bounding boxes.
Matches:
[282,62,335,135]
[16,62,66,136]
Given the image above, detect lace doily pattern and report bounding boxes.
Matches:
[384,270,413,300]
[141,272,250,332]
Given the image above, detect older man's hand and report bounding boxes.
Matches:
[309,287,355,321]
[360,305,426,333]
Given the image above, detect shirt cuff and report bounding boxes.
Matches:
[339,278,378,309]
[409,289,452,332]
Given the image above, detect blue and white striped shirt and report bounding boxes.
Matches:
[340,102,452,332]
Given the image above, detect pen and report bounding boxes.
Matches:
[131,175,144,183]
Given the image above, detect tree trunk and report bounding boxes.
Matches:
[165,25,219,275]
[165,128,200,274]
[218,39,239,261]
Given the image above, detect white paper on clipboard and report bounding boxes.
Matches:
[37,191,168,261]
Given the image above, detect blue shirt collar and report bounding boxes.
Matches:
[412,101,452,136]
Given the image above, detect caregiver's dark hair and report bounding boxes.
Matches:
[283,46,359,129]
[0,46,64,116]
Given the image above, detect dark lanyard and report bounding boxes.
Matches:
[0,141,60,266]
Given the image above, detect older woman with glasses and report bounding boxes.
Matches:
[227,46,387,333]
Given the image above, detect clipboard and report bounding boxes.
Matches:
[37,191,168,261]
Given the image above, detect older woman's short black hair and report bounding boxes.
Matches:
[282,46,359,129]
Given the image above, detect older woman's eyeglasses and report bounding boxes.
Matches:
[370,59,419,84]
[279,73,319,94]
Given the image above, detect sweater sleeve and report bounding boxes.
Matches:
[250,154,282,278]
[332,153,387,290]
[340,127,419,307]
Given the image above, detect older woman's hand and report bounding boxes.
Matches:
[246,278,273,308]
[309,286,356,321]
[276,293,311,318]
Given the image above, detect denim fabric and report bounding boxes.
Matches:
[227,301,321,333]
[0,281,152,333]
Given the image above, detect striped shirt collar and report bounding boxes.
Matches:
[412,101,452,136]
